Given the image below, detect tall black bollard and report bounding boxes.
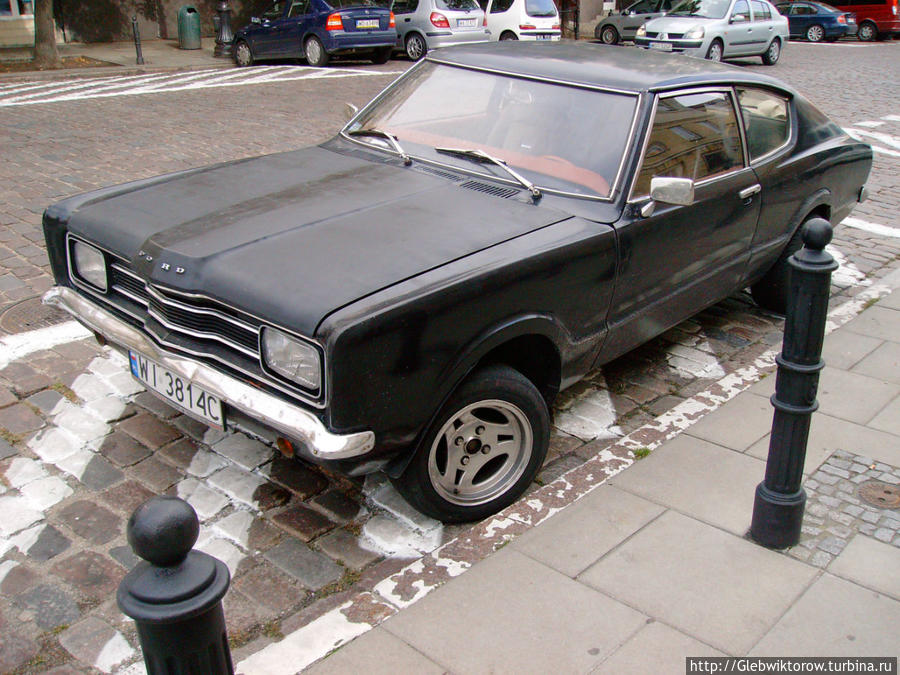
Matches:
[214,1,235,58]
[117,496,234,674]
[750,218,837,549]
[131,16,144,66]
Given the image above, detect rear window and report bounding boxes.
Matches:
[436,0,480,9]
[327,0,390,7]
[526,0,558,16]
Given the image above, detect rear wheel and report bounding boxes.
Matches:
[304,36,329,67]
[750,223,807,314]
[499,30,519,40]
[706,39,723,61]
[806,24,825,41]
[390,365,550,523]
[405,32,427,60]
[234,40,254,67]
[600,25,620,44]
[371,46,393,64]
[857,20,877,41]
[761,37,781,64]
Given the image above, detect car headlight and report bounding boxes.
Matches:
[636,24,647,37]
[683,25,705,39]
[261,327,321,392]
[71,240,108,292]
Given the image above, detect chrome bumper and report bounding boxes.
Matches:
[43,286,375,460]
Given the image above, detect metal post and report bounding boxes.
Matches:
[750,218,837,549]
[132,16,145,66]
[214,1,235,58]
[117,496,234,674]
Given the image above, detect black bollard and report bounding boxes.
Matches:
[132,16,144,66]
[117,496,234,674]
[214,1,235,58]
[750,218,838,549]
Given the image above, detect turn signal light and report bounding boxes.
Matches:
[389,11,396,27]
[552,23,560,29]
[837,14,846,22]
[430,11,450,27]
[483,14,488,25]
[326,13,343,30]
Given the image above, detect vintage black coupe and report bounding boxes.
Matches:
[43,43,871,522]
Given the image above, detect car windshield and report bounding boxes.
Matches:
[345,63,637,198]
[668,0,731,18]
[526,0,558,16]
[435,0,480,9]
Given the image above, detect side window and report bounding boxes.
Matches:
[751,0,771,19]
[731,0,750,20]
[633,91,744,198]
[491,0,514,13]
[393,0,419,12]
[629,0,655,13]
[793,3,814,13]
[288,0,308,16]
[262,2,285,19]
[737,87,790,161]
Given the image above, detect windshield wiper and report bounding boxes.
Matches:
[347,128,412,166]
[434,147,541,200]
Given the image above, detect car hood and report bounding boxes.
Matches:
[644,15,722,30]
[63,145,570,336]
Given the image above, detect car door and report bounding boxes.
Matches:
[724,0,755,54]
[621,0,666,38]
[282,0,314,56]
[749,0,776,50]
[789,2,816,35]
[604,88,761,357]
[253,1,290,56]
[392,0,420,45]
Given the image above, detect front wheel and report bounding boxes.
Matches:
[391,365,550,523]
[857,21,877,41]
[706,39,723,61]
[806,24,825,42]
[304,36,329,67]
[600,25,620,45]
[761,38,781,65]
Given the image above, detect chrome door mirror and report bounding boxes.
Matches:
[650,176,695,206]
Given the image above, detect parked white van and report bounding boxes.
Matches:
[478,0,561,40]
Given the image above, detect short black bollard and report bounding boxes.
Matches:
[117,496,234,674]
[214,1,235,58]
[750,218,838,549]
[132,16,145,66]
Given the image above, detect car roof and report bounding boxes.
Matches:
[427,41,795,95]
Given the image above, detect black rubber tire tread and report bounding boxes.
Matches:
[371,46,393,64]
[751,225,805,314]
[305,36,330,67]
[390,364,550,523]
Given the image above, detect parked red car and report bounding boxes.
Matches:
[830,0,899,39]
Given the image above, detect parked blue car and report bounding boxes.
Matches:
[234,0,397,67]
[774,1,857,41]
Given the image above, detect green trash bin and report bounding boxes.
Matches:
[177,5,202,50]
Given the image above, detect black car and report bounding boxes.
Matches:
[42,43,872,523]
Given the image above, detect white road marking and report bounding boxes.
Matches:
[0,320,91,370]
[855,120,885,128]
[845,128,900,157]
[828,245,870,288]
[842,216,900,238]
[883,114,900,122]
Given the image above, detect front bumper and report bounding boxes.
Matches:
[634,37,705,54]
[43,286,375,461]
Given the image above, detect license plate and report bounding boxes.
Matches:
[356,18,379,29]
[458,18,477,26]
[129,352,224,429]
[650,41,673,51]
[535,33,552,40]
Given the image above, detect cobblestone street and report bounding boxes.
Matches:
[0,41,899,674]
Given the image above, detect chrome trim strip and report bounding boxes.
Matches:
[43,286,370,459]
[146,285,259,336]
[146,306,259,359]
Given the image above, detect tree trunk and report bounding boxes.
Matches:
[33,0,61,69]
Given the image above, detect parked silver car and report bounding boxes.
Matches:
[594,0,674,44]
[392,0,490,60]
[634,0,789,64]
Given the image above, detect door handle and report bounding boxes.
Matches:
[739,184,761,199]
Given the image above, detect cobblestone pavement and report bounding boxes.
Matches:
[0,43,899,673]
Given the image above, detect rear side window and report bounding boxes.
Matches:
[393,0,420,12]
[737,87,790,160]
[633,91,744,198]
[436,0,480,8]
[491,0,514,11]
[751,0,772,18]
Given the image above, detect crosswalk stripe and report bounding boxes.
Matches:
[842,217,900,238]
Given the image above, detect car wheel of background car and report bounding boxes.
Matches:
[750,224,806,314]
[500,30,519,40]
[405,33,427,60]
[304,36,330,67]
[600,25,620,44]
[371,46,393,64]
[761,38,781,65]
[390,365,550,523]
[234,40,254,67]
[857,21,877,40]
[806,24,825,41]
[705,39,723,61]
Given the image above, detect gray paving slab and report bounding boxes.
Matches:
[609,434,765,535]
[684,391,772,452]
[511,484,664,577]
[852,341,900,384]
[843,305,900,343]
[878,292,900,311]
[750,574,900,657]
[746,410,900,472]
[816,367,900,425]
[382,548,646,674]
[822,328,883,370]
[828,535,900,601]
[594,620,725,675]
[868,395,900,437]
[579,511,818,655]
[306,627,445,675]
[748,373,776,397]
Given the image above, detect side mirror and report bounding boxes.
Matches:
[251,16,261,23]
[343,102,359,121]
[650,176,695,205]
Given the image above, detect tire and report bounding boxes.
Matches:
[761,37,781,65]
[857,21,877,41]
[806,24,825,42]
[600,25,620,45]
[390,365,550,523]
[304,36,329,67]
[705,39,723,61]
[234,40,254,67]
[405,33,427,60]
[499,30,519,40]
[750,224,806,314]
[371,46,393,64]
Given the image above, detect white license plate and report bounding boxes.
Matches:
[535,33,553,40]
[458,18,477,26]
[650,41,673,51]
[130,352,224,428]
[356,18,379,29]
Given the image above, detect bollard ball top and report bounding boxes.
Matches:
[127,496,199,567]
[801,218,833,252]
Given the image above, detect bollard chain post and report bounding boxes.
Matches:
[750,218,838,549]
[131,16,144,65]
[117,496,234,674]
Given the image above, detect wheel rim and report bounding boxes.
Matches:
[427,399,533,506]
[407,35,425,59]
[767,40,780,61]
[602,27,617,44]
[808,25,823,41]
[859,23,874,40]
[306,39,322,64]
[708,43,722,60]
[236,43,251,66]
